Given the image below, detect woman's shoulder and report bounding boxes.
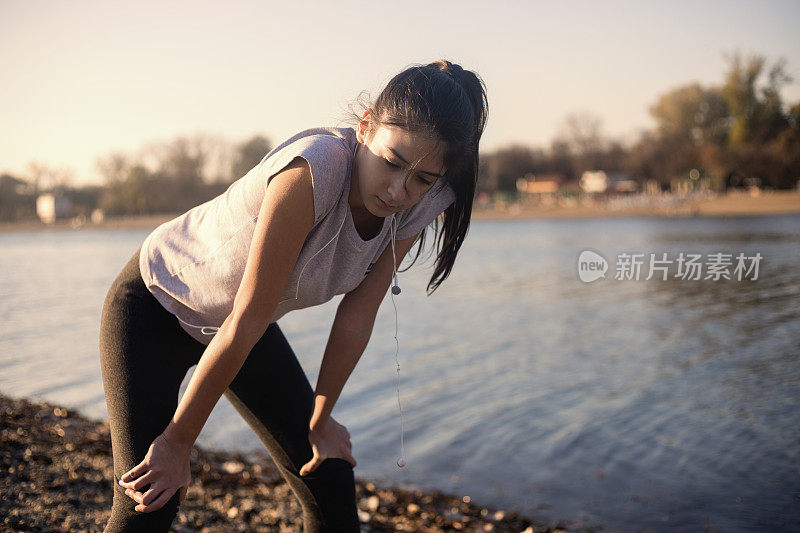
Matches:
[266,127,356,162]
[261,127,357,225]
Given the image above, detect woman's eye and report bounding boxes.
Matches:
[385,159,432,186]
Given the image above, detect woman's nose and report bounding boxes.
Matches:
[386,171,410,203]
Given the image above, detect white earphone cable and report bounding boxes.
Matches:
[390,214,407,468]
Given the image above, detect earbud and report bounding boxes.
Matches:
[397,454,406,468]
[392,272,401,295]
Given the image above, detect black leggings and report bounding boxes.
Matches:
[99,246,360,532]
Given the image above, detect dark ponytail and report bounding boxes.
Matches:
[348,59,488,294]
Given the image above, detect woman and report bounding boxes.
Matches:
[100,59,488,532]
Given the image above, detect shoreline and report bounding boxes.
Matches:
[0,392,574,532]
[1,190,797,233]
[470,189,800,220]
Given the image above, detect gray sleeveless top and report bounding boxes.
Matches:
[139,126,456,345]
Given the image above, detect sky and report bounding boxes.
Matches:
[1,0,799,186]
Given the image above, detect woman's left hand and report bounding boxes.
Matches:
[299,416,357,476]
[117,433,192,512]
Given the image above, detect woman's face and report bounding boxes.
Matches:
[352,111,447,217]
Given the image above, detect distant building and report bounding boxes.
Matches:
[36,194,72,224]
[91,208,105,224]
[516,173,564,195]
[724,171,762,191]
[579,171,608,194]
[579,170,638,194]
[607,172,639,194]
[475,192,491,208]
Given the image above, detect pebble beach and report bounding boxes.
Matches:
[0,392,573,533]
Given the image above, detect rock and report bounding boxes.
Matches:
[366,495,380,511]
[221,461,244,474]
[240,498,256,512]
[445,508,466,521]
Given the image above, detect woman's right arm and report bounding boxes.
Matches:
[119,157,315,513]
[163,156,315,450]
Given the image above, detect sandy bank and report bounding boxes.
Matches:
[470,190,800,220]
[2,191,796,234]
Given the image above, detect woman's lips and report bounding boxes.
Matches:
[377,197,394,209]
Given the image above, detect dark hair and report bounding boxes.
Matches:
[347,59,488,295]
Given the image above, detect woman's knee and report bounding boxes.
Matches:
[299,458,360,532]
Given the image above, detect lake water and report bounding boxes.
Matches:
[1,215,798,532]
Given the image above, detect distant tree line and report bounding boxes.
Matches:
[2,51,798,223]
[0,134,271,221]
[479,51,800,193]
[95,134,272,216]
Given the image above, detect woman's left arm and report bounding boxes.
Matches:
[299,232,419,475]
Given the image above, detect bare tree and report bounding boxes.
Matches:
[96,152,132,185]
[26,162,73,193]
[553,111,608,173]
[231,135,272,182]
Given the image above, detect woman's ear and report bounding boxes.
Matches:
[356,109,373,144]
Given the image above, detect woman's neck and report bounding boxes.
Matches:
[348,148,384,240]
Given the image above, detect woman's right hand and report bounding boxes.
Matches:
[118,433,192,512]
[299,416,357,476]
